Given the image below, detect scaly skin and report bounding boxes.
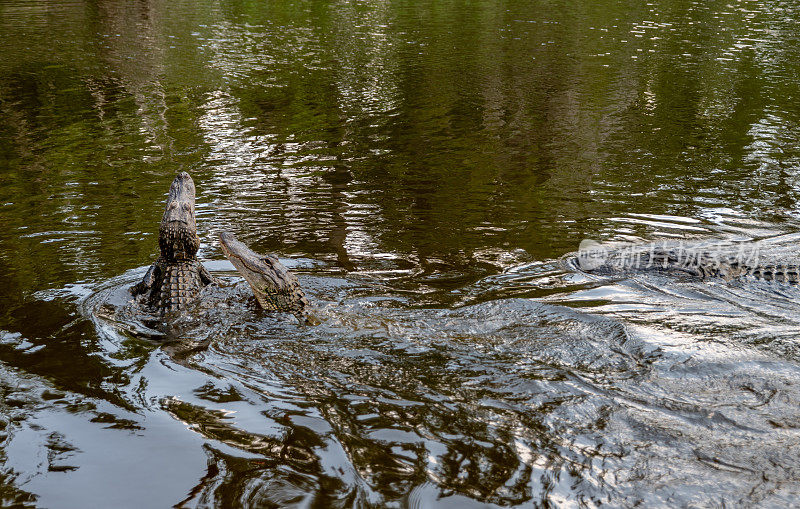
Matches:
[130,172,215,315]
[218,231,318,324]
[719,262,800,283]
[578,245,800,283]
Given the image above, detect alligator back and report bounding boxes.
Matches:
[147,259,205,314]
[575,241,800,284]
[733,263,800,283]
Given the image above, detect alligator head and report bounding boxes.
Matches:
[218,231,318,324]
[159,172,200,262]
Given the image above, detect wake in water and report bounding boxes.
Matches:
[55,238,799,506]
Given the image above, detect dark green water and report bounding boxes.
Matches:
[1,0,800,506]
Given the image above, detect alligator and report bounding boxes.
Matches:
[130,172,216,314]
[575,239,800,283]
[130,172,316,323]
[218,231,319,325]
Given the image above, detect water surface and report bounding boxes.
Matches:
[1,0,799,506]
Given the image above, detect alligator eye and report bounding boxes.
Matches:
[182,203,191,211]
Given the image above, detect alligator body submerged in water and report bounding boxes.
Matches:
[575,239,800,283]
[130,172,314,323]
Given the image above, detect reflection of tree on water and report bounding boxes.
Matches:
[0,0,798,277]
[0,0,217,289]
[598,4,800,219]
[88,0,215,168]
[323,160,358,272]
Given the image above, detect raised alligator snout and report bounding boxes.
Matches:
[161,173,197,227]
